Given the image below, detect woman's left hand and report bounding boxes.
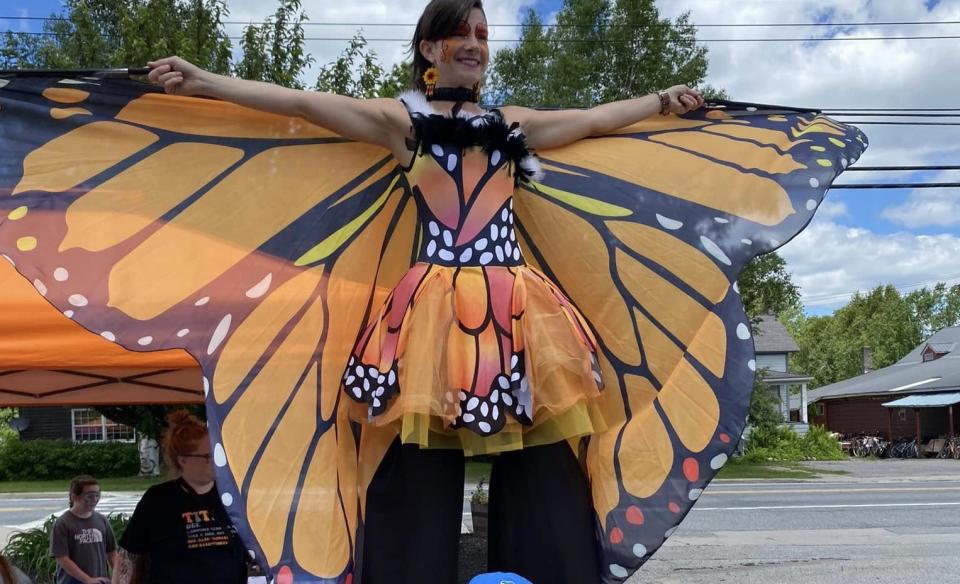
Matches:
[665,85,705,114]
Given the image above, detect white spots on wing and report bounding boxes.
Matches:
[609,564,628,578]
[221,492,233,506]
[33,279,47,296]
[809,177,820,188]
[431,144,443,157]
[137,336,153,346]
[101,331,116,342]
[214,442,227,467]
[54,267,69,282]
[207,314,232,355]
[177,328,190,338]
[656,214,683,230]
[700,236,731,266]
[748,359,756,371]
[68,293,88,307]
[806,199,818,211]
[195,296,210,306]
[736,323,751,340]
[245,273,272,298]
[710,453,728,470]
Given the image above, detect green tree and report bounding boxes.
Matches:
[0,0,233,73]
[233,0,313,88]
[905,282,960,338]
[490,0,725,107]
[786,284,927,388]
[738,252,802,324]
[314,32,411,98]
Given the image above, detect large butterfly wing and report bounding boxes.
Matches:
[0,74,417,583]
[515,108,867,582]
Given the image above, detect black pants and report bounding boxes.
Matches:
[359,439,600,584]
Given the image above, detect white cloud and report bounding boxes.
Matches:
[779,215,960,308]
[881,186,960,227]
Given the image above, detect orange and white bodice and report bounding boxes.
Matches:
[342,92,603,452]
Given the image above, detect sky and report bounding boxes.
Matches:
[3,0,960,315]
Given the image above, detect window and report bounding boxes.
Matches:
[71,409,136,442]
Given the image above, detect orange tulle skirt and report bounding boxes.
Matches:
[343,262,619,455]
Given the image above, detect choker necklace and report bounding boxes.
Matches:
[426,86,477,103]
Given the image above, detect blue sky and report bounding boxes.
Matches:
[3,0,960,314]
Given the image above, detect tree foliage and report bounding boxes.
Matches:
[315,33,410,98]
[233,0,313,89]
[0,0,233,73]
[784,283,960,388]
[490,0,726,107]
[738,252,802,324]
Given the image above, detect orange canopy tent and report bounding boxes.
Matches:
[0,261,203,407]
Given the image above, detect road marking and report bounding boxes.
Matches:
[0,507,59,513]
[695,501,960,511]
[706,486,960,495]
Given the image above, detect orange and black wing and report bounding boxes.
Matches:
[0,74,419,583]
[515,106,867,582]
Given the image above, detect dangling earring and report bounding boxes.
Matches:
[423,63,439,97]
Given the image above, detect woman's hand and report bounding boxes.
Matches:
[664,85,705,115]
[146,56,209,97]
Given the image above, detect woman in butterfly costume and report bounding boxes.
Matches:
[0,0,868,582]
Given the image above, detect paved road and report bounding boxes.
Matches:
[3,461,959,584]
[629,475,960,584]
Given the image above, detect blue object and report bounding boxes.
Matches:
[469,572,533,584]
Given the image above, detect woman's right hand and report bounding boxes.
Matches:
[146,56,209,97]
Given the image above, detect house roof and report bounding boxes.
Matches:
[810,326,960,401]
[754,314,800,354]
[882,392,960,408]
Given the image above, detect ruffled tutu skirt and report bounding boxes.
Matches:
[343,262,618,455]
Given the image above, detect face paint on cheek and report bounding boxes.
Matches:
[443,38,467,61]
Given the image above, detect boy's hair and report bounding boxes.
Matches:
[68,474,99,505]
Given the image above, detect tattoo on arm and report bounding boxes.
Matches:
[112,548,145,584]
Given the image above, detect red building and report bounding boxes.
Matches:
[809,326,960,443]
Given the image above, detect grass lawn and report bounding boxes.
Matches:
[0,460,845,493]
[0,476,165,494]
[717,459,848,480]
[465,461,492,484]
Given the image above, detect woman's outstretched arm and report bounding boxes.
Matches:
[502,85,705,151]
[147,56,409,152]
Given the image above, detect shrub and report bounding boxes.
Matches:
[3,513,129,584]
[745,423,844,462]
[0,439,139,481]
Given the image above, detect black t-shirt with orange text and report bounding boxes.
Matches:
[120,479,246,584]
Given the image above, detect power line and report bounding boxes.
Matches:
[802,274,960,303]
[830,182,960,189]
[834,121,960,126]
[4,15,960,28]
[845,166,960,172]
[5,29,960,43]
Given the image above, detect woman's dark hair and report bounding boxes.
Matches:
[410,0,485,92]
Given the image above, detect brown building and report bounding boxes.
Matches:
[809,326,960,441]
